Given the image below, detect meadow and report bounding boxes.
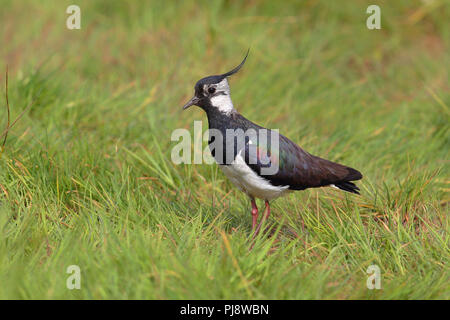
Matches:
[0,0,448,299]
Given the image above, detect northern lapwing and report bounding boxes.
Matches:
[182,51,363,237]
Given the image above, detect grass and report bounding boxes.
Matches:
[0,0,449,299]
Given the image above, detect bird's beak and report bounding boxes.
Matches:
[182,96,200,110]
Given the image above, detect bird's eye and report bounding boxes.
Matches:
[208,87,216,94]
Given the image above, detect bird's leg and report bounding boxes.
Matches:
[251,198,258,229]
[252,200,270,240]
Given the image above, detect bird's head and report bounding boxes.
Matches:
[182,50,249,115]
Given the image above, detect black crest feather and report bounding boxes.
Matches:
[220,48,250,78]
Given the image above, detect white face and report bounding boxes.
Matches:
[203,78,235,115]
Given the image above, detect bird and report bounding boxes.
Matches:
[182,51,363,238]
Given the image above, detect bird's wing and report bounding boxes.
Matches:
[243,131,362,191]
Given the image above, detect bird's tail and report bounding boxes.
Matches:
[332,167,362,194]
[334,181,360,194]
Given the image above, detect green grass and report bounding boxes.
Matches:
[0,0,449,299]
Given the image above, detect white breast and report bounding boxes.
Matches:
[219,153,290,201]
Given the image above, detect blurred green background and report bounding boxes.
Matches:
[0,0,448,299]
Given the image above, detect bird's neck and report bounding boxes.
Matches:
[205,104,237,132]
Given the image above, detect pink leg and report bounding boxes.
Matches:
[252,200,270,239]
[251,199,258,229]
